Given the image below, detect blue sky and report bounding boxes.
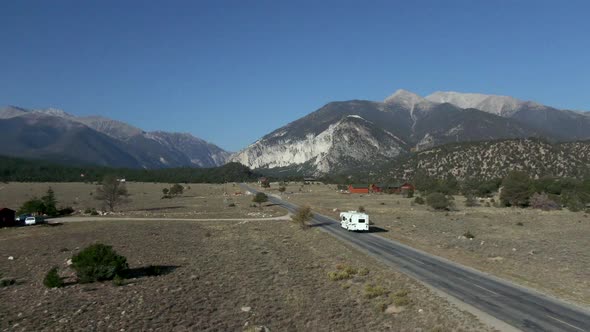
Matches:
[1,0,589,151]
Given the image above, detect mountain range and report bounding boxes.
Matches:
[0,106,231,168]
[2,89,588,176]
[232,90,590,175]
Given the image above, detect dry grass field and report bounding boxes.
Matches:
[0,218,492,331]
[0,182,284,219]
[275,182,590,308]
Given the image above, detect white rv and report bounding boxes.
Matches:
[339,211,370,231]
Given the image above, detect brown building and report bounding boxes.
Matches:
[0,208,16,227]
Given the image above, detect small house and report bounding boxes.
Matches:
[400,183,415,191]
[370,184,382,193]
[0,208,16,227]
[348,184,369,194]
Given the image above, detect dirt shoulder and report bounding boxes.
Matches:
[0,219,493,331]
[278,182,590,308]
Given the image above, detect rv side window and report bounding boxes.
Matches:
[358,219,365,223]
[342,216,346,221]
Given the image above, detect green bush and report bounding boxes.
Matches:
[113,274,125,287]
[43,267,64,288]
[500,171,533,207]
[426,193,451,210]
[291,205,313,229]
[405,189,414,198]
[327,264,357,281]
[562,191,585,212]
[414,196,425,205]
[71,243,128,283]
[252,192,268,207]
[391,289,411,306]
[364,284,388,298]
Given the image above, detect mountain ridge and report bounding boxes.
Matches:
[0,106,231,168]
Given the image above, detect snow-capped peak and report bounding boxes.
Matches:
[384,89,423,105]
[37,108,73,118]
[383,89,436,111]
[425,91,542,117]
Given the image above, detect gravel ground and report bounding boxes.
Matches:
[280,182,590,308]
[0,219,493,331]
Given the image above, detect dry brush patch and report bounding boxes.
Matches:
[0,218,492,331]
[0,182,284,219]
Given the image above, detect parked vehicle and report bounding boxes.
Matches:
[339,211,369,231]
[24,216,37,225]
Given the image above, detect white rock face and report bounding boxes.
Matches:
[231,116,404,174]
[425,91,543,117]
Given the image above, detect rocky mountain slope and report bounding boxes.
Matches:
[232,90,546,175]
[382,139,590,181]
[0,106,231,168]
[426,91,590,140]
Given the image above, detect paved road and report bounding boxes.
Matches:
[243,184,590,332]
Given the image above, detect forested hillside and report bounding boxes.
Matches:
[0,156,258,183]
[382,139,590,181]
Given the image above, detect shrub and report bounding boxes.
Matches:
[291,206,313,229]
[113,274,125,286]
[391,290,411,306]
[328,264,357,281]
[426,193,451,210]
[252,192,268,207]
[405,189,414,198]
[464,194,479,207]
[463,230,475,239]
[228,203,236,207]
[562,191,585,212]
[71,243,128,283]
[43,267,64,288]
[414,196,425,205]
[530,192,560,211]
[90,209,99,216]
[364,284,388,298]
[0,277,16,287]
[358,206,366,213]
[168,184,184,197]
[58,207,75,216]
[500,171,533,207]
[278,186,286,194]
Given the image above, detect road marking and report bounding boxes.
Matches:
[405,256,426,265]
[469,282,500,296]
[547,315,586,332]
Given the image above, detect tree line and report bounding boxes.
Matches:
[0,156,260,183]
